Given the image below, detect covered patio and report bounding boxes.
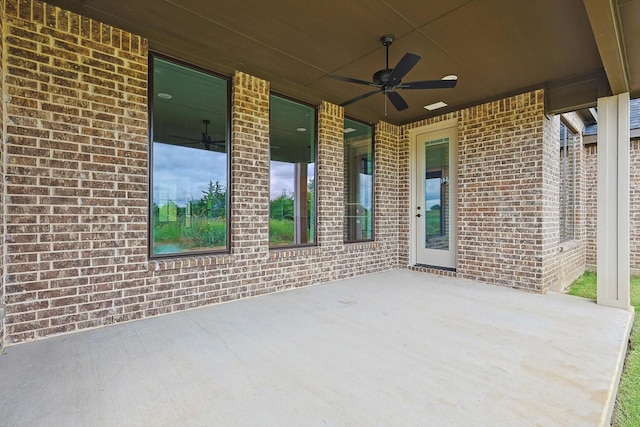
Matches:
[0,270,633,426]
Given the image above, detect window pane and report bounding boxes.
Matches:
[559,122,576,242]
[269,96,316,246]
[424,138,449,250]
[151,56,229,256]
[425,174,442,236]
[344,118,373,241]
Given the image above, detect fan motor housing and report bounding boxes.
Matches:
[373,68,395,86]
[380,34,395,46]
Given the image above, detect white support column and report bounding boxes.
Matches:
[597,93,630,309]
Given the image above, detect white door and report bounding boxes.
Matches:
[412,125,457,269]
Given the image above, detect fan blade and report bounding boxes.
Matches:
[340,89,383,107]
[386,91,409,111]
[170,135,201,143]
[399,79,458,90]
[388,53,421,85]
[169,134,225,147]
[329,74,381,87]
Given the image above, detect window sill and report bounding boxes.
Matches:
[559,239,582,253]
[268,246,321,260]
[344,241,380,251]
[148,253,236,272]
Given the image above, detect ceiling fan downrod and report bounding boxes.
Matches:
[381,34,394,70]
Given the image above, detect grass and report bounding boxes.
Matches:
[154,218,300,249]
[567,273,640,426]
[269,218,295,245]
[567,270,598,300]
[426,209,442,235]
[153,218,227,253]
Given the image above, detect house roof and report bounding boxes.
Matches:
[632,99,640,130]
[46,0,640,126]
[584,97,640,136]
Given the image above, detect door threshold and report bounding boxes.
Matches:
[413,264,457,273]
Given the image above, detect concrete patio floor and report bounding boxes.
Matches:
[0,269,634,426]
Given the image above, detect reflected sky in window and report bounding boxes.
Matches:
[153,142,302,205]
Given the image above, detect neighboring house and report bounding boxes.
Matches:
[0,0,636,347]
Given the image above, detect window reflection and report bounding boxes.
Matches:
[151,56,229,256]
[344,118,374,242]
[269,96,316,246]
[560,122,576,242]
[424,138,449,250]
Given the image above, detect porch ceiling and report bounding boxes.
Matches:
[46,0,640,125]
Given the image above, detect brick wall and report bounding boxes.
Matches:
[402,97,587,291]
[317,101,345,252]
[460,93,550,290]
[539,112,560,291]
[2,0,595,345]
[541,113,586,291]
[404,95,556,291]
[2,0,149,342]
[585,139,640,273]
[0,0,6,349]
[1,0,404,344]
[585,144,597,268]
[374,121,402,265]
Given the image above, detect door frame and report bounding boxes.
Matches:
[408,118,458,268]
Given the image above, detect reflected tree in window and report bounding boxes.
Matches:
[151,56,229,255]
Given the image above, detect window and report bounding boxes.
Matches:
[344,118,373,242]
[423,137,451,250]
[150,55,230,256]
[560,121,576,242]
[269,95,316,246]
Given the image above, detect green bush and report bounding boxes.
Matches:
[183,218,227,247]
[270,219,294,245]
[153,217,226,253]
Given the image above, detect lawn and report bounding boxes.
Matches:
[269,218,295,245]
[426,209,442,235]
[153,217,227,254]
[567,273,640,426]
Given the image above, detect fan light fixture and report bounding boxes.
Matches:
[424,101,448,111]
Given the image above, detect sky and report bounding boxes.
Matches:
[425,178,442,210]
[153,143,227,206]
[154,142,436,211]
[153,142,311,206]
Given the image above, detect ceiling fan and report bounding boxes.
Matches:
[330,34,457,112]
[170,119,225,150]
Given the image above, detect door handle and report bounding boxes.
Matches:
[416,213,422,218]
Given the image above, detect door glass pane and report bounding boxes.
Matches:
[424,138,449,250]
